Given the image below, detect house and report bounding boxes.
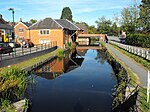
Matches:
[14,18,32,44]
[27,18,81,48]
[0,14,13,43]
[76,23,88,34]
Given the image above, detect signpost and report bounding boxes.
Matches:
[147,71,150,103]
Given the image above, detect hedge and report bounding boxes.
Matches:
[125,34,150,48]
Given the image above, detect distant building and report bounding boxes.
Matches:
[14,18,32,44]
[76,24,88,34]
[27,18,81,48]
[0,14,13,43]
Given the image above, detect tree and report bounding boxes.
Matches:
[60,7,73,22]
[30,19,37,24]
[139,0,150,33]
[119,0,139,34]
[88,25,97,34]
[95,16,112,35]
[111,22,119,36]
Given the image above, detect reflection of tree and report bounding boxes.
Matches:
[95,49,108,64]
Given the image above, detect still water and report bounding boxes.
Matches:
[26,49,117,112]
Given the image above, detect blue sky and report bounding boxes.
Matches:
[0,0,141,26]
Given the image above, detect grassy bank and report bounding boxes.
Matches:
[0,67,28,112]
[100,42,150,111]
[0,48,61,111]
[110,43,150,70]
[100,42,139,86]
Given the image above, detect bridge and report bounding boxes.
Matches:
[77,34,106,46]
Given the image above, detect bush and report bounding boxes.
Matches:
[125,34,150,48]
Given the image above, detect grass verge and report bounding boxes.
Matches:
[110,43,150,70]
[101,42,150,111]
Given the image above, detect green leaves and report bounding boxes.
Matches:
[60,7,73,22]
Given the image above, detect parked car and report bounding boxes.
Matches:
[0,43,13,54]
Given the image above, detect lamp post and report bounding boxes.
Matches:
[8,8,16,56]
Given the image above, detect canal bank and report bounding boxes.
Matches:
[25,48,117,112]
[103,43,150,111]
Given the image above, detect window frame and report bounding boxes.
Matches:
[39,29,50,35]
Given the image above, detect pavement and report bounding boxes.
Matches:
[105,43,149,88]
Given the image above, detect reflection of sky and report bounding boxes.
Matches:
[27,49,116,112]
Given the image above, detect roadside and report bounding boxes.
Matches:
[105,43,148,88]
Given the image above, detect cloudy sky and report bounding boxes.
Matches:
[0,0,141,26]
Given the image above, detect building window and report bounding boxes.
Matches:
[39,30,50,35]
[18,28,24,32]
[40,39,50,44]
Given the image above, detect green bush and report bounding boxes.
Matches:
[126,34,150,48]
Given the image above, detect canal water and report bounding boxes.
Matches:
[26,48,117,112]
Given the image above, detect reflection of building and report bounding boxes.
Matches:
[0,14,13,43]
[35,50,84,80]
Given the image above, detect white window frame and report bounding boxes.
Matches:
[18,27,24,33]
[39,29,50,36]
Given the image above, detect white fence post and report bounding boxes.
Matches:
[147,71,150,103]
[146,51,150,60]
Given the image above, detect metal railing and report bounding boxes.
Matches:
[109,41,150,60]
[0,41,57,61]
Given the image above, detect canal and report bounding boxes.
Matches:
[26,48,117,112]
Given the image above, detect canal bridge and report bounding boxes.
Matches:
[77,34,106,45]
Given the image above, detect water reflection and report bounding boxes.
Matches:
[26,48,116,112]
[34,49,84,80]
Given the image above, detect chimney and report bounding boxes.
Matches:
[20,18,22,22]
[0,14,2,19]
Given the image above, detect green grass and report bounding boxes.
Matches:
[5,48,59,70]
[138,88,150,111]
[0,48,59,111]
[110,43,150,70]
[101,42,139,86]
[103,43,150,111]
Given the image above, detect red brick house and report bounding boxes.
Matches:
[27,18,81,48]
[14,19,31,44]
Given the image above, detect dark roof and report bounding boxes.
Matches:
[55,19,80,30]
[22,22,32,27]
[76,24,88,32]
[0,23,13,30]
[28,18,62,30]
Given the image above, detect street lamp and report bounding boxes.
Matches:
[8,8,16,56]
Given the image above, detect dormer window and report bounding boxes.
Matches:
[18,28,24,32]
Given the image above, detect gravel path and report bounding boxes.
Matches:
[106,43,149,87]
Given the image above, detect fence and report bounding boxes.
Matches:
[0,41,57,61]
[109,41,150,60]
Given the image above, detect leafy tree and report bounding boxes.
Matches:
[139,0,150,33]
[30,19,37,24]
[111,22,119,36]
[60,7,73,22]
[88,25,97,34]
[95,16,112,35]
[119,0,139,34]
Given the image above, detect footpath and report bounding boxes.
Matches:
[105,43,149,88]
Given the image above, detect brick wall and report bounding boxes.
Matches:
[27,29,65,48]
[14,23,28,41]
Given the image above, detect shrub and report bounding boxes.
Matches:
[126,34,150,48]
